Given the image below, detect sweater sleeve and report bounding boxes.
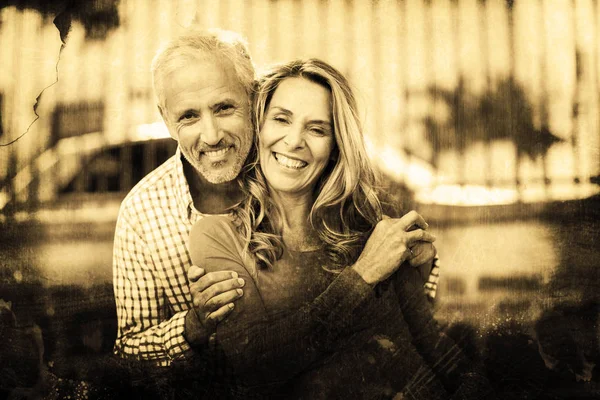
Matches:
[392,266,495,398]
[187,216,375,385]
[189,215,267,329]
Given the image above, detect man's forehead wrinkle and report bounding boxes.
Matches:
[170,84,237,114]
[160,57,248,122]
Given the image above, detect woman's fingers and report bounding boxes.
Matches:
[398,210,429,231]
[353,213,435,285]
[407,228,436,243]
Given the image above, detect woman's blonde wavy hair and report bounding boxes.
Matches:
[234,59,383,275]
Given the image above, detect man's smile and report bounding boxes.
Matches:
[202,145,233,160]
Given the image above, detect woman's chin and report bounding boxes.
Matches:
[268,182,313,198]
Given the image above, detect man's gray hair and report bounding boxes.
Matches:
[151,28,255,110]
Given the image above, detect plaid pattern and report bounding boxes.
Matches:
[112,147,441,367]
[424,253,440,300]
[113,148,201,366]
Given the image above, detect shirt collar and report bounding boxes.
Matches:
[172,147,196,221]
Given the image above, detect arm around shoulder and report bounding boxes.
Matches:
[113,210,193,366]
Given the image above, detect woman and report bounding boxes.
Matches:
[186,59,492,399]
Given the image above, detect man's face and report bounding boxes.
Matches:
[160,58,252,184]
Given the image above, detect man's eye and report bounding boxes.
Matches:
[179,112,197,122]
[216,104,235,114]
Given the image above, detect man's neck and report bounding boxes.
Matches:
[182,158,244,214]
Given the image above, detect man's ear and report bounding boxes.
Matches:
[158,105,166,121]
[158,105,178,140]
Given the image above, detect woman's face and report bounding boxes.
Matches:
[259,77,335,197]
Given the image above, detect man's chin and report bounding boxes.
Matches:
[197,164,241,184]
[183,153,235,184]
[201,172,237,184]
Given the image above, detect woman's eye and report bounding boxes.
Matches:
[273,116,289,124]
[309,127,328,136]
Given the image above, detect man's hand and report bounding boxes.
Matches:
[184,266,245,347]
[407,241,435,268]
[352,211,436,285]
[407,241,436,284]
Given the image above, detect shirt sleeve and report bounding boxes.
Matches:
[187,216,375,385]
[424,252,440,301]
[112,210,192,366]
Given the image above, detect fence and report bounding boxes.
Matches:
[0,0,598,208]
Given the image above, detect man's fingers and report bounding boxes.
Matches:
[194,271,242,292]
[203,278,246,302]
[410,251,430,267]
[408,242,436,272]
[408,242,433,259]
[193,277,245,307]
[203,288,244,312]
[207,303,235,324]
[188,265,205,282]
[408,243,424,258]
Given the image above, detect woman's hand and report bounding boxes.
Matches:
[352,211,436,285]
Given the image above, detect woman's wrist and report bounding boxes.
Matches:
[351,260,378,285]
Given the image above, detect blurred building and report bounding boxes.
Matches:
[0,0,599,218]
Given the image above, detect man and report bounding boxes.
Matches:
[113,28,439,367]
[113,29,253,365]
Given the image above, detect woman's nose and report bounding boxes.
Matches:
[200,115,223,146]
[283,127,305,149]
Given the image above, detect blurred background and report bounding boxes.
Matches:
[0,0,599,398]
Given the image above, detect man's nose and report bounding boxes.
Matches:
[200,115,223,146]
[283,127,305,149]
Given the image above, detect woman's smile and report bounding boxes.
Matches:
[272,152,308,169]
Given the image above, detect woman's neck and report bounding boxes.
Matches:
[271,191,320,251]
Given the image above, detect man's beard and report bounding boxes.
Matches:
[182,141,250,184]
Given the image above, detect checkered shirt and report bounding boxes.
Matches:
[112,147,440,367]
[113,148,201,366]
[424,254,440,300]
